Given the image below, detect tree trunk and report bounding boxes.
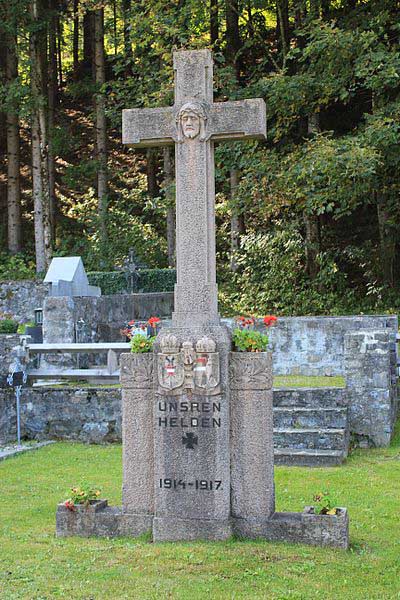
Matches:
[225,0,241,78]
[147,149,159,198]
[377,193,396,287]
[30,0,52,273]
[0,41,6,235]
[122,0,133,67]
[6,29,22,253]
[163,147,176,267]
[83,10,94,76]
[230,168,241,272]
[304,214,320,278]
[303,111,321,278]
[113,0,118,56]
[57,13,63,87]
[276,0,290,66]
[73,0,79,80]
[94,8,108,244]
[210,0,219,46]
[48,1,58,240]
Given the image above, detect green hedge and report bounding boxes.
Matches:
[87,269,176,295]
[0,319,19,334]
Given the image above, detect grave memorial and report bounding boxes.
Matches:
[56,49,349,549]
[44,257,101,297]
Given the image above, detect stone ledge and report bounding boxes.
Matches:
[56,501,153,538]
[232,507,349,549]
[56,502,348,548]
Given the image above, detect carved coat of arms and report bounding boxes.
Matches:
[157,335,220,396]
[157,335,184,392]
[193,337,220,394]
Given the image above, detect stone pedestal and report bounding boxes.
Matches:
[153,325,232,541]
[230,352,275,531]
[120,353,154,534]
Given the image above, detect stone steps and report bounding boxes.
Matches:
[274,427,347,451]
[272,387,349,466]
[274,448,345,467]
[273,387,347,408]
[273,407,347,429]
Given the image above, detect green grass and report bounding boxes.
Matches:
[1,423,399,600]
[49,375,346,390]
[273,375,345,388]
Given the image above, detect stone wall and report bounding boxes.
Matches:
[0,386,121,445]
[250,315,398,376]
[0,281,48,322]
[344,329,398,446]
[0,334,21,377]
[0,380,396,447]
[43,293,174,343]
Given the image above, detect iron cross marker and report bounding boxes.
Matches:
[122,49,266,328]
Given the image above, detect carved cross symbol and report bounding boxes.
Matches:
[182,432,198,450]
[122,50,266,328]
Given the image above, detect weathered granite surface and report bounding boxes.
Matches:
[56,501,349,549]
[345,329,398,446]
[248,315,398,376]
[0,334,21,377]
[152,325,232,541]
[0,281,48,323]
[232,507,349,549]
[230,352,275,519]
[120,353,154,520]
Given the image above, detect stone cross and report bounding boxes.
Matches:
[123,49,266,327]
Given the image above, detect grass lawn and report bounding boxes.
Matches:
[1,423,399,600]
[49,375,346,390]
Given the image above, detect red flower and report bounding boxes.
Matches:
[263,315,277,327]
[148,316,161,326]
[128,320,135,326]
[65,500,75,512]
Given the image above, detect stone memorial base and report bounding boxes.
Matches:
[56,347,349,550]
[56,503,349,549]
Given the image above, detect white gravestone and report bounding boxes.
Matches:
[44,257,101,297]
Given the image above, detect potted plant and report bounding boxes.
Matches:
[119,317,160,389]
[56,484,108,537]
[63,484,103,511]
[301,490,349,547]
[120,316,160,352]
[230,316,277,390]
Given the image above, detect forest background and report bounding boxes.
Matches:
[0,0,399,316]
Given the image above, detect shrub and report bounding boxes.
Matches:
[0,253,36,281]
[88,269,176,295]
[0,319,19,334]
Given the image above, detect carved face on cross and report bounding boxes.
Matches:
[177,102,207,141]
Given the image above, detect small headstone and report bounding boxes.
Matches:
[44,257,101,297]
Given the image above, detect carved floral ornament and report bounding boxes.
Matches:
[176,101,209,142]
[157,335,220,395]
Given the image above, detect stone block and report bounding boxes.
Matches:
[153,517,231,541]
[230,351,272,390]
[232,507,349,550]
[120,353,154,389]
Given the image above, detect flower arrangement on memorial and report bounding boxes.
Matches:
[232,315,277,352]
[64,484,101,511]
[312,490,338,515]
[120,316,161,353]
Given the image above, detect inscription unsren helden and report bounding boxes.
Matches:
[157,400,221,428]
